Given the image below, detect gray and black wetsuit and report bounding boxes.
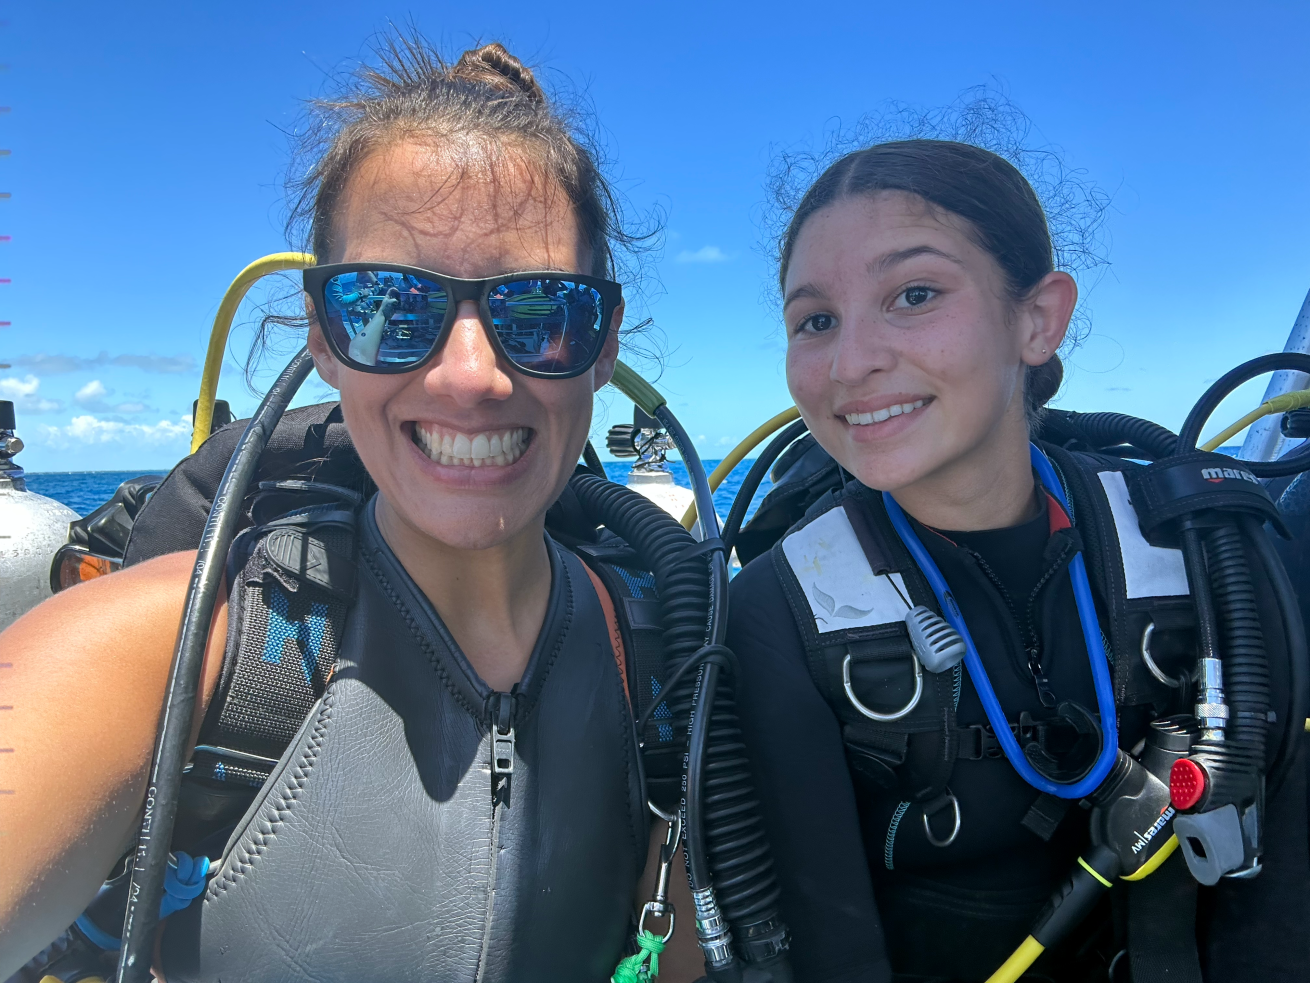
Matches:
[161,499,648,983]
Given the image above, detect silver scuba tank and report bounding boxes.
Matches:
[0,399,78,631]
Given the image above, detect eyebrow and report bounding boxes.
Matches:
[784,245,966,310]
[782,283,826,311]
[870,245,965,275]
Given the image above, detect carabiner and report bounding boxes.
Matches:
[843,649,924,722]
[638,802,681,943]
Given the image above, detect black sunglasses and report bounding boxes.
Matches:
[304,263,622,379]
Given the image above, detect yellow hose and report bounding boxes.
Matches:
[610,360,667,417]
[191,252,316,453]
[984,936,1046,983]
[679,407,803,530]
[1200,388,1310,453]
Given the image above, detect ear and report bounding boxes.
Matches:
[305,298,342,389]
[1018,271,1078,368]
[592,298,624,392]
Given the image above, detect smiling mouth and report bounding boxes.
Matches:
[412,422,532,467]
[844,399,927,426]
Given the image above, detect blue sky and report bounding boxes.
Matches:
[3,1,1310,471]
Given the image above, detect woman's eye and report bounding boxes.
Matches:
[795,312,837,335]
[893,285,937,309]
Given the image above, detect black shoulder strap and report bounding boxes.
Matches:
[189,501,358,789]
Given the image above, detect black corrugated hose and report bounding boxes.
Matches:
[571,430,792,979]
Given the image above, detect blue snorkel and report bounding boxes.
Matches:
[882,443,1119,799]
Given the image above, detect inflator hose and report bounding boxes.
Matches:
[1059,411,1179,459]
[568,472,789,969]
[1204,523,1271,761]
[116,348,316,983]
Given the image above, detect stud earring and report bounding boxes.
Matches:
[1041,348,1048,354]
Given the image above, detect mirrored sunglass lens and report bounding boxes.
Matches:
[322,271,448,368]
[488,279,604,374]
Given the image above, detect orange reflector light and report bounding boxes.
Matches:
[51,546,121,592]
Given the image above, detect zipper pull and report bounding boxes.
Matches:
[491,691,516,806]
[1029,653,1057,708]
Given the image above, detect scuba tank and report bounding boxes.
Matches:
[0,399,78,632]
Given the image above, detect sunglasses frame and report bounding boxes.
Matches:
[304,262,623,379]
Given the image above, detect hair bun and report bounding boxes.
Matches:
[1025,353,1063,410]
[453,43,543,103]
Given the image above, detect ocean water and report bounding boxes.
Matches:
[23,470,167,516]
[24,460,776,522]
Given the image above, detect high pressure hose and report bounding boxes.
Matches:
[115,348,316,983]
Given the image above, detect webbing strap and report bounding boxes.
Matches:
[191,507,355,788]
[1126,850,1203,982]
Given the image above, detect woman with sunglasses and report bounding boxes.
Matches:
[727,139,1309,981]
[0,36,701,983]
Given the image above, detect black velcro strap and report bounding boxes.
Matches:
[1124,451,1288,544]
[674,537,726,564]
[1127,850,1204,982]
[1021,792,1073,841]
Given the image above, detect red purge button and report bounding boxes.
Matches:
[1170,758,1207,811]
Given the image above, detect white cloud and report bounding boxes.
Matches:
[75,379,110,403]
[72,379,153,415]
[676,245,731,264]
[13,352,197,375]
[37,413,191,449]
[0,375,39,397]
[0,374,64,414]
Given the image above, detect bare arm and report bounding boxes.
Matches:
[0,552,227,977]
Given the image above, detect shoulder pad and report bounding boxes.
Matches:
[778,501,910,635]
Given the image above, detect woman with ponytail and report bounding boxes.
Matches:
[727,139,1308,981]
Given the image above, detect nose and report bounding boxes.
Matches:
[830,313,896,386]
[422,299,514,405]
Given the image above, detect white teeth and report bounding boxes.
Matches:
[413,424,530,468]
[844,400,929,427]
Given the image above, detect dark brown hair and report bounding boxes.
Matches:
[777,139,1065,420]
[249,33,656,382]
[292,36,625,275]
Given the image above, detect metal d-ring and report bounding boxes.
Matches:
[843,650,924,722]
[1141,621,1193,689]
[922,791,961,848]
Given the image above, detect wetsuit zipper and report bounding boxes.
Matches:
[476,690,517,983]
[962,540,1073,709]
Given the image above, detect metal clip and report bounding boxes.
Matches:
[638,802,681,943]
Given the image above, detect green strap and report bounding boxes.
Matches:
[611,929,666,983]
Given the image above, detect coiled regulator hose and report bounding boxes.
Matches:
[569,471,789,972]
